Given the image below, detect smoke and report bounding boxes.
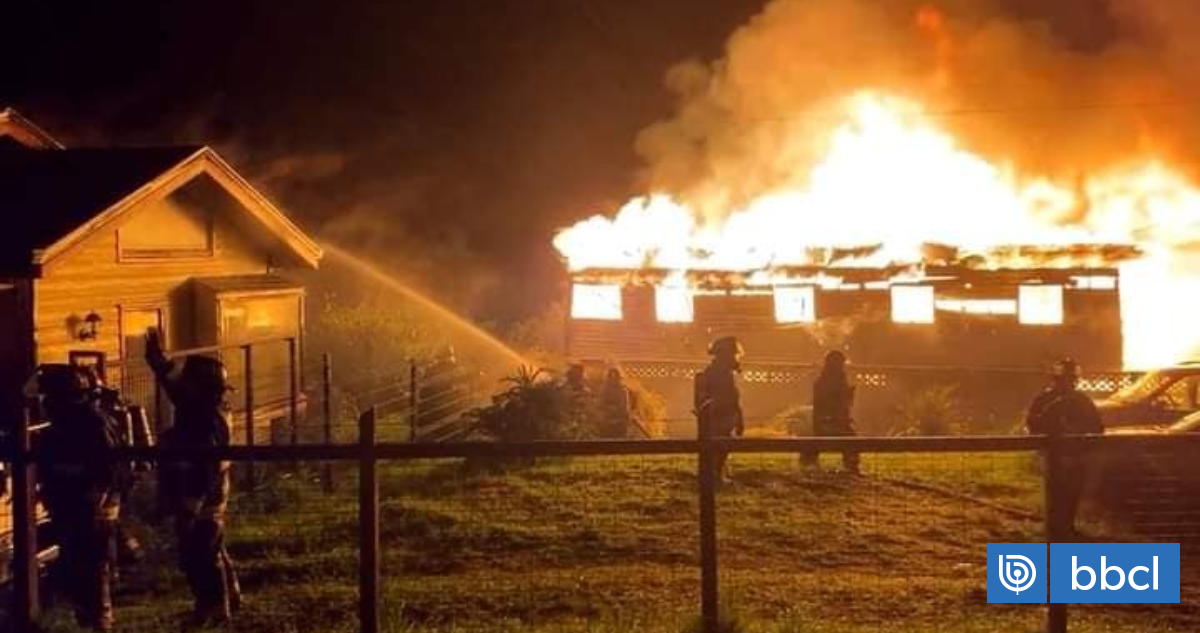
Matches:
[634,0,1200,223]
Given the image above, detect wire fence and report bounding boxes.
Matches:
[4,418,1200,633]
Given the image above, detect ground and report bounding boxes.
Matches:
[27,453,1200,633]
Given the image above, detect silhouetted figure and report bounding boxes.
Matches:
[145,328,241,628]
[803,350,860,474]
[695,337,745,483]
[562,362,593,423]
[1026,357,1102,536]
[32,364,122,631]
[599,367,633,438]
[81,367,152,566]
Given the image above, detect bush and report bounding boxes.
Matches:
[464,365,669,443]
[891,383,966,436]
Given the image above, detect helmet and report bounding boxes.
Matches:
[182,355,233,398]
[823,350,847,369]
[1052,357,1080,380]
[34,364,91,401]
[707,336,744,360]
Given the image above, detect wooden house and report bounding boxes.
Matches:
[0,109,322,436]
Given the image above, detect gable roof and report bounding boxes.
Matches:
[0,145,322,275]
[0,108,64,149]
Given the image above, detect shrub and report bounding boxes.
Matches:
[891,383,966,436]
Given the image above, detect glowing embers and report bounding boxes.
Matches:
[935,298,1018,315]
[774,286,816,323]
[655,286,694,323]
[891,285,935,324]
[571,284,622,320]
[1019,285,1064,325]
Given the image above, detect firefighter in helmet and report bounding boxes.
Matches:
[145,328,241,627]
[32,364,122,631]
[599,367,633,438]
[1026,357,1102,536]
[694,336,745,483]
[803,350,860,474]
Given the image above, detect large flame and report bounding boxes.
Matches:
[553,91,1200,369]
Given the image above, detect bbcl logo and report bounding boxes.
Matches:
[1050,543,1180,604]
[988,543,1181,604]
[998,554,1038,595]
[988,544,1047,603]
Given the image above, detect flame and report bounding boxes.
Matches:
[553,91,1200,369]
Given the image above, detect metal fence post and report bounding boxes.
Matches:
[288,337,299,448]
[1044,432,1068,633]
[322,352,334,493]
[409,358,418,443]
[359,407,381,633]
[12,406,40,630]
[698,424,720,633]
[242,344,256,490]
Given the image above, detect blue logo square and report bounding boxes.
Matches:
[987,543,1047,603]
[1049,543,1180,603]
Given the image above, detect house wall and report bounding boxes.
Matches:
[34,202,269,367]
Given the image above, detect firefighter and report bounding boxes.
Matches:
[599,367,633,438]
[562,363,593,424]
[145,328,241,627]
[803,350,860,474]
[33,364,122,632]
[1026,357,1102,536]
[81,367,152,565]
[694,336,745,483]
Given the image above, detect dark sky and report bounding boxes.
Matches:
[0,0,765,321]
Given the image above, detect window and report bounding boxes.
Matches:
[1018,285,1064,325]
[571,284,622,320]
[774,286,816,323]
[891,285,935,324]
[1071,275,1118,290]
[655,286,694,323]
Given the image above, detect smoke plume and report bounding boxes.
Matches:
[635,0,1200,224]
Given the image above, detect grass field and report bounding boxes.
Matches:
[28,452,1200,633]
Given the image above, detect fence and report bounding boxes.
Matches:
[5,408,1199,633]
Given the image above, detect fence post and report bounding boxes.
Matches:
[288,337,299,448]
[242,344,256,490]
[1044,432,1068,633]
[322,352,334,493]
[359,407,381,633]
[698,422,720,633]
[12,406,40,630]
[409,358,418,443]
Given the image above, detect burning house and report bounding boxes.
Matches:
[566,244,1133,370]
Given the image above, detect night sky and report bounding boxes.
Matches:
[0,0,765,321]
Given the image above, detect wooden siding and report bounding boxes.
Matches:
[33,183,271,368]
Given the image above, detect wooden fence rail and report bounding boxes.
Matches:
[7,414,1200,633]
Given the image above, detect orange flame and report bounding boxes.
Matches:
[553,91,1200,369]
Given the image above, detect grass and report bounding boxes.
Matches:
[25,453,1200,632]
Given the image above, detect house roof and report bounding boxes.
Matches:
[0,144,322,275]
[194,274,304,296]
[0,108,64,149]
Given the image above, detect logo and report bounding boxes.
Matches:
[987,543,1047,603]
[999,554,1037,594]
[1049,543,1180,603]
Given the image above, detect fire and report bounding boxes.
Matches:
[553,91,1200,369]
